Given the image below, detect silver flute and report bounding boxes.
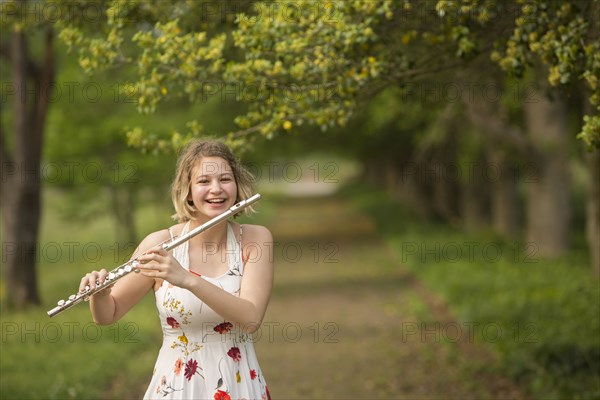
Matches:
[47,193,262,317]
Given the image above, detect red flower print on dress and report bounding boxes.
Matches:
[227,347,241,362]
[174,358,183,376]
[214,389,231,400]
[184,359,198,381]
[250,369,257,380]
[166,317,180,329]
[213,321,234,334]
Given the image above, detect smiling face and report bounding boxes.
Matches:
[187,156,238,219]
[171,140,255,223]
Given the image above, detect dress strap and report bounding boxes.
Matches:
[240,224,247,265]
[170,222,190,270]
[225,222,243,271]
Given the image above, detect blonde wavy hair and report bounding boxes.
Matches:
[171,140,255,222]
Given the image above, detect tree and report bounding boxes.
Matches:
[439,0,598,265]
[1,1,56,308]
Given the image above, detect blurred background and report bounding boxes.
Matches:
[1,1,599,399]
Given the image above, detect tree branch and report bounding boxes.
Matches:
[385,59,470,83]
[230,122,267,138]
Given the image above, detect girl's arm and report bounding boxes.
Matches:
[80,230,169,325]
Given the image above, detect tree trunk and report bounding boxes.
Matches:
[430,138,460,224]
[109,184,137,245]
[524,90,571,258]
[585,148,600,277]
[460,158,491,232]
[488,148,519,237]
[580,84,600,277]
[0,27,54,309]
[390,158,426,214]
[462,77,528,238]
[431,158,460,224]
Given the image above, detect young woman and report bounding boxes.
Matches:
[79,140,274,399]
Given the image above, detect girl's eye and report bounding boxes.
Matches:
[221,177,231,182]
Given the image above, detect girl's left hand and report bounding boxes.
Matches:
[135,246,192,288]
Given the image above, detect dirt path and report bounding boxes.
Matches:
[255,196,527,399]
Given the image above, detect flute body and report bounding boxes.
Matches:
[47,194,261,317]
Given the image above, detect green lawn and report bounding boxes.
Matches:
[1,188,171,399]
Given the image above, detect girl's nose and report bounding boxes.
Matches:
[209,179,222,193]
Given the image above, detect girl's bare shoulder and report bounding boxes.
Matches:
[239,223,273,242]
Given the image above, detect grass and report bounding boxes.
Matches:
[0,188,170,399]
[343,182,600,400]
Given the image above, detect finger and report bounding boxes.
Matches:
[138,263,156,272]
[90,272,101,290]
[98,269,108,284]
[138,253,165,264]
[81,272,99,291]
[139,269,158,278]
[79,275,90,292]
[145,245,165,255]
[137,253,155,262]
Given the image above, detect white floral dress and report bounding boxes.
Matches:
[143,222,271,400]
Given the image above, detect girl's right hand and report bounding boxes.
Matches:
[79,269,109,294]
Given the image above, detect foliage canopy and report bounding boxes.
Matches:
[2,0,599,150]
